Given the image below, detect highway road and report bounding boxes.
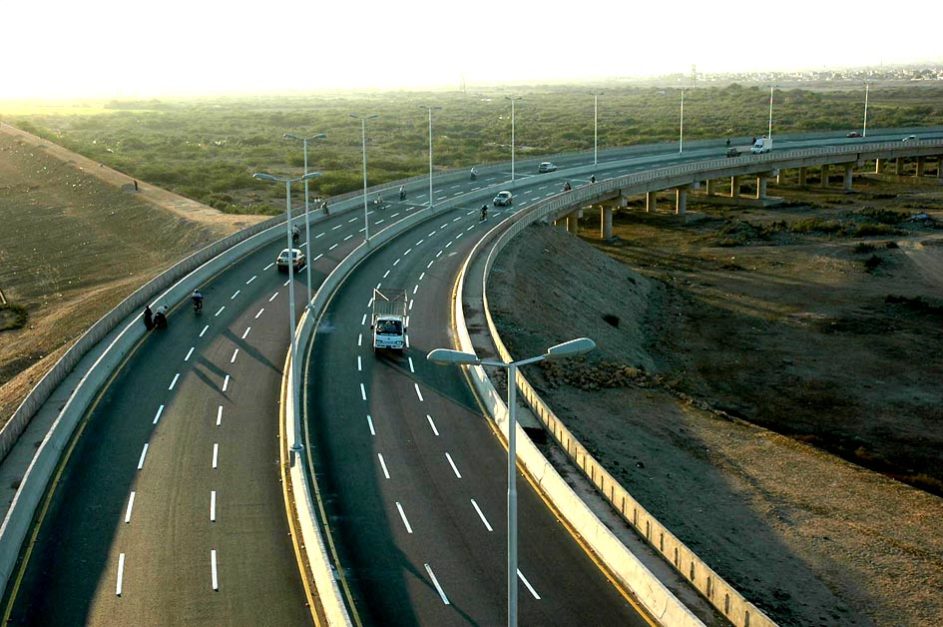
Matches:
[4,127,938,625]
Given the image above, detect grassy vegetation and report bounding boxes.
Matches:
[0,304,28,331]
[4,83,943,215]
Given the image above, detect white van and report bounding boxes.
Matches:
[751,137,772,154]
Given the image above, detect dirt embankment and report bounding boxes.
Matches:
[0,127,265,427]
[489,178,943,626]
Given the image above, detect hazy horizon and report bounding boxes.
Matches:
[4,0,941,100]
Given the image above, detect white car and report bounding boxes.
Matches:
[276,248,305,272]
[902,135,917,142]
[538,161,557,173]
[493,191,513,206]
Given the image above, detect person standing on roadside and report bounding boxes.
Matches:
[143,305,154,330]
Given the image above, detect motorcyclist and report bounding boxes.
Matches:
[291,225,301,244]
[563,181,572,192]
[154,304,169,329]
[373,193,383,207]
[470,167,478,181]
[480,204,488,221]
[590,174,597,184]
[399,185,406,201]
[191,289,204,313]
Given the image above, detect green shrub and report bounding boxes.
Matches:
[851,223,899,237]
[790,218,843,234]
[0,303,29,331]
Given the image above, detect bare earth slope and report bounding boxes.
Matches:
[489,191,943,626]
[0,125,265,426]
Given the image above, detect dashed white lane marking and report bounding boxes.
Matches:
[425,564,450,605]
[231,290,240,300]
[124,492,135,524]
[405,334,411,349]
[361,313,367,326]
[426,414,439,436]
[357,356,362,372]
[137,444,149,470]
[466,225,475,232]
[439,222,448,229]
[230,349,239,364]
[331,224,343,231]
[222,375,230,392]
[358,333,363,347]
[314,253,324,261]
[409,300,414,311]
[344,234,353,241]
[184,347,194,362]
[375,282,382,291]
[216,405,223,426]
[435,250,443,258]
[366,296,373,308]
[299,242,307,248]
[214,306,225,317]
[393,259,400,266]
[269,292,279,302]
[210,491,217,522]
[428,230,436,237]
[471,499,493,531]
[376,219,385,225]
[396,502,413,534]
[360,383,367,401]
[408,357,415,373]
[200,324,209,338]
[153,405,164,425]
[455,232,463,240]
[283,279,290,287]
[116,553,126,596]
[427,260,434,269]
[445,241,452,249]
[452,216,461,222]
[255,308,265,319]
[416,239,424,246]
[391,212,400,218]
[169,373,180,391]
[329,243,338,251]
[211,550,219,591]
[367,415,375,436]
[419,272,425,281]
[412,285,418,295]
[414,384,424,402]
[404,248,412,256]
[348,217,358,224]
[212,443,219,469]
[445,453,462,479]
[264,262,275,271]
[241,327,251,339]
[377,453,390,479]
[316,232,325,239]
[383,269,390,279]
[246,275,257,285]
[518,570,541,600]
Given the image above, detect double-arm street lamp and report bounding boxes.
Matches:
[350,113,379,242]
[252,170,321,450]
[419,105,442,210]
[505,96,522,183]
[427,337,596,627]
[283,132,326,304]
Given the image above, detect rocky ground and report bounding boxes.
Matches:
[488,174,943,626]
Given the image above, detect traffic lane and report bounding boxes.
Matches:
[4,240,311,625]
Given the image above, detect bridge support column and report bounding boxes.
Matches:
[705,179,715,196]
[645,191,657,213]
[938,157,943,179]
[566,211,579,234]
[843,164,854,191]
[675,187,687,215]
[820,164,829,187]
[755,176,768,200]
[730,176,739,198]
[916,157,925,177]
[875,158,884,174]
[600,205,612,239]
[896,158,903,175]
[798,167,807,186]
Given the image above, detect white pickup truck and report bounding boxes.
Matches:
[371,288,408,353]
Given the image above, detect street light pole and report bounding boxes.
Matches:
[252,170,321,450]
[427,337,596,627]
[679,88,685,154]
[505,96,522,183]
[284,132,326,305]
[768,85,774,143]
[863,81,870,138]
[420,106,441,210]
[350,114,378,243]
[592,92,602,167]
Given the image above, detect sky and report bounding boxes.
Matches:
[4,0,941,99]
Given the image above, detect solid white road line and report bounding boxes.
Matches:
[269,292,279,302]
[199,324,209,337]
[255,307,264,319]
[377,453,390,479]
[425,564,450,605]
[168,373,180,391]
[395,502,413,534]
[216,405,223,427]
[518,570,541,600]
[357,356,362,372]
[211,550,219,591]
[471,499,493,531]
[241,327,251,339]
[230,348,239,364]
[367,415,375,436]
[222,374,230,392]
[445,453,462,479]
[414,384,423,402]
[426,414,439,436]
[124,492,136,524]
[184,347,194,362]
[408,357,415,373]
[246,275,257,285]
[214,306,225,317]
[210,490,217,522]
[264,262,275,271]
[360,383,367,401]
[231,290,240,300]
[153,405,164,425]
[137,444,149,470]
[116,553,126,596]
[212,443,219,469]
